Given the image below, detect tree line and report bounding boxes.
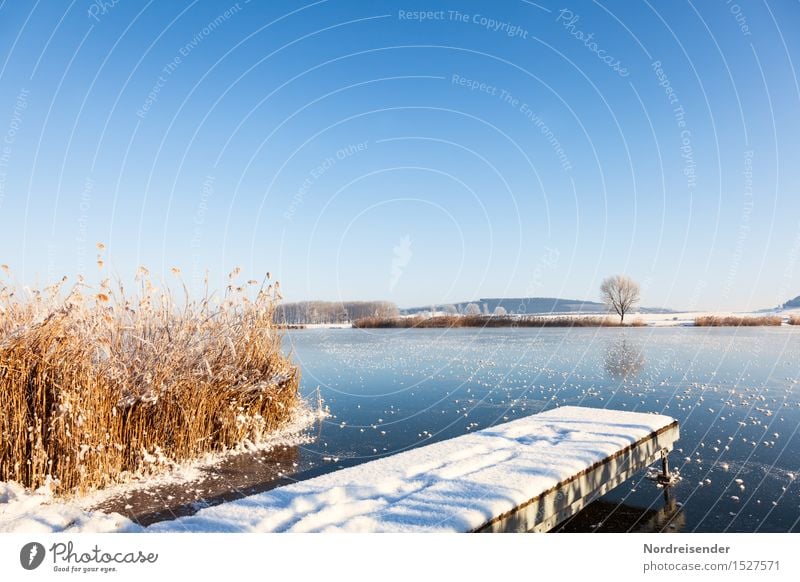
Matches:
[274,275,641,325]
[274,300,399,324]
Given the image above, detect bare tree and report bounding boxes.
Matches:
[600,274,640,323]
[493,306,508,316]
[464,303,482,316]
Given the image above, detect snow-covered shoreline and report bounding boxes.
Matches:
[549,306,800,327]
[299,309,800,329]
[0,403,324,533]
[616,308,800,327]
[2,406,676,533]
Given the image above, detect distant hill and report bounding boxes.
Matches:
[401,297,674,316]
[782,295,800,309]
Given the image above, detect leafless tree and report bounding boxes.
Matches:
[464,303,481,316]
[493,306,508,316]
[600,274,640,323]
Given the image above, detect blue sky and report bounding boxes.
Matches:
[0,1,798,310]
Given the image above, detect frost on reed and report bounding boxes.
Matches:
[0,258,299,494]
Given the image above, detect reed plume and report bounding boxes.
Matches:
[0,257,299,494]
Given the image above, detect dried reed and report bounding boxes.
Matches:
[0,256,299,493]
[352,314,640,328]
[694,315,783,326]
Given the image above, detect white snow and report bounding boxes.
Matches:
[0,480,140,533]
[146,406,675,533]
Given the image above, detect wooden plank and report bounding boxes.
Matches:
[474,420,679,532]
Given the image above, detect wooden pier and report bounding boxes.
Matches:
[149,406,679,533]
[475,408,679,532]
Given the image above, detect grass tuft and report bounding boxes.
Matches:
[0,263,299,494]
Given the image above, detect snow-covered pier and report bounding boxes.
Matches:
[149,406,679,533]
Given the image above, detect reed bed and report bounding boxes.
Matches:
[0,258,299,494]
[788,315,800,326]
[353,314,643,328]
[694,315,783,327]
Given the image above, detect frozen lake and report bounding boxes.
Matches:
[102,326,800,532]
[283,326,800,532]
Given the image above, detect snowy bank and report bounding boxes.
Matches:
[0,481,140,533]
[0,402,324,533]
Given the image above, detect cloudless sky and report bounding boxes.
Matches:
[0,0,798,310]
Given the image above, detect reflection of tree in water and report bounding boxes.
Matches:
[604,338,645,380]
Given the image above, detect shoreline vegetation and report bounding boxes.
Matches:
[274,300,398,326]
[338,313,800,329]
[353,314,646,329]
[0,255,299,494]
[693,315,783,326]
